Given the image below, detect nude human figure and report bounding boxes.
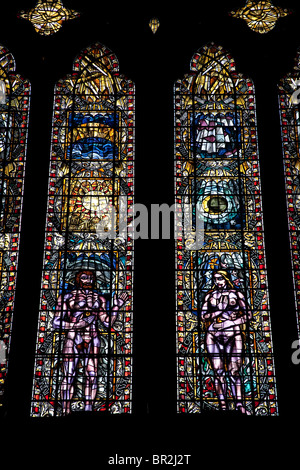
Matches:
[53,270,127,415]
[200,270,252,414]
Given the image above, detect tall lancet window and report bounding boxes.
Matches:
[174,43,278,415]
[278,50,300,347]
[31,43,134,417]
[0,46,30,406]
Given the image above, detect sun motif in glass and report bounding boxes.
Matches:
[230,0,291,34]
[18,0,80,36]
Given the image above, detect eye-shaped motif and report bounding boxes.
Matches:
[199,192,239,226]
[194,178,242,229]
[202,194,229,215]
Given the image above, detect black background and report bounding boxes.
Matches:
[1,0,300,465]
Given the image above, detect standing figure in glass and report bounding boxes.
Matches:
[200,270,252,414]
[53,269,127,415]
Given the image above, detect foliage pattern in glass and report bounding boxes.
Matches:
[174,43,278,415]
[31,43,134,416]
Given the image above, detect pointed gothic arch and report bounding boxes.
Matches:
[174,43,278,415]
[31,43,134,417]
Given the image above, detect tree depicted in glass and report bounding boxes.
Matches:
[31,43,134,416]
[174,43,278,415]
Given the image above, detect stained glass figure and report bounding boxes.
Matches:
[149,18,160,34]
[174,43,278,415]
[229,0,291,34]
[0,45,30,406]
[18,0,80,36]
[278,49,300,347]
[31,43,134,417]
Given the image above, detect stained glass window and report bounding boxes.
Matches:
[18,0,80,36]
[31,43,134,417]
[278,49,300,345]
[174,43,278,415]
[0,45,30,405]
[229,0,291,34]
[149,18,160,34]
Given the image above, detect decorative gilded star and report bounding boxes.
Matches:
[229,0,291,34]
[18,0,80,36]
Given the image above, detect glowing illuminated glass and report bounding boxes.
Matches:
[0,45,30,405]
[31,43,134,417]
[174,43,278,415]
[229,0,291,34]
[278,49,300,346]
[149,18,160,34]
[18,0,80,36]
